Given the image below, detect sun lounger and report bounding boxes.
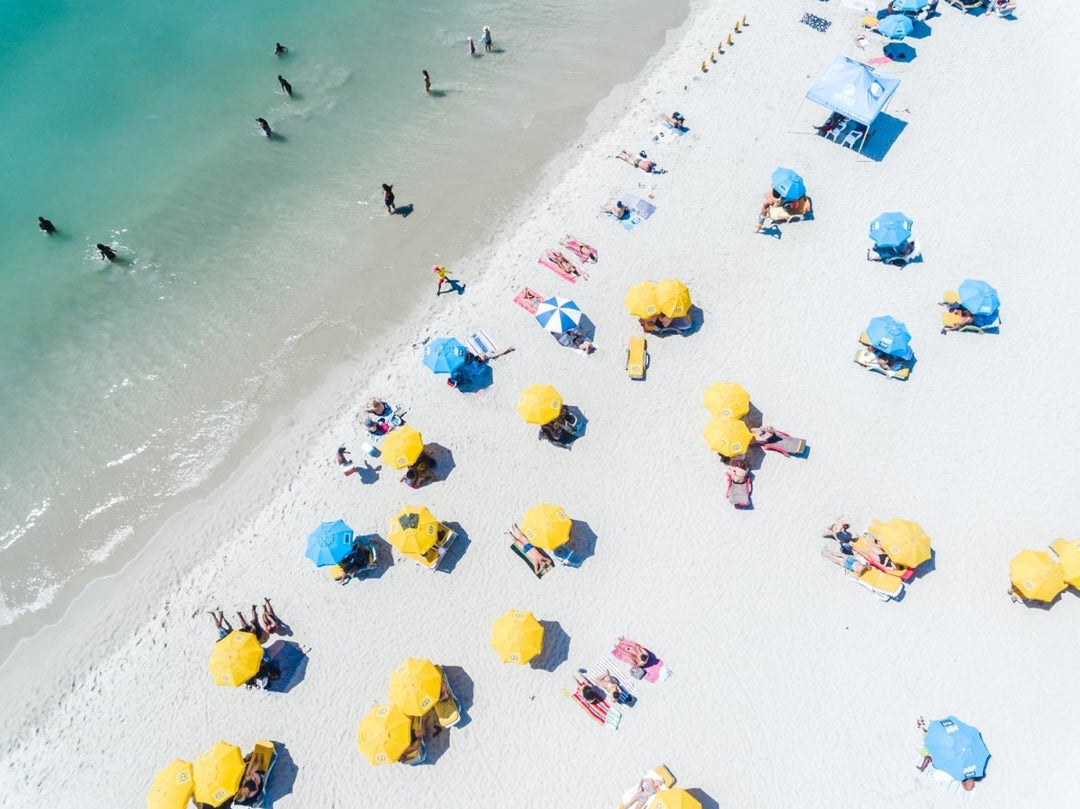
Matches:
[626,336,648,379]
[329,542,377,583]
[511,541,553,578]
[233,740,277,808]
[538,250,581,283]
[618,765,677,809]
[569,672,621,730]
[513,287,543,314]
[766,196,813,225]
[852,532,915,580]
[410,526,457,570]
[855,334,912,379]
[868,240,921,267]
[400,716,428,766]
[434,667,461,728]
[853,565,905,600]
[760,430,806,457]
[725,470,752,509]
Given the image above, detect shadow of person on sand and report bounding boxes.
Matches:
[392,203,414,218]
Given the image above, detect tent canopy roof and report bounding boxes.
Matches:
[805,55,900,126]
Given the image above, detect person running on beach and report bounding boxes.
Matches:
[208,609,232,639]
[432,265,454,295]
[481,26,492,52]
[278,75,293,97]
[274,42,288,56]
[382,183,396,214]
[256,117,273,138]
[96,243,117,262]
[422,69,431,93]
[38,216,57,234]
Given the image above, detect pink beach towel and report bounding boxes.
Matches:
[513,287,543,314]
[612,637,669,684]
[538,251,579,283]
[867,56,893,65]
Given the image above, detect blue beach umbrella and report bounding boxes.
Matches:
[957,279,1000,316]
[535,296,583,334]
[865,315,913,359]
[924,716,990,782]
[306,519,354,567]
[423,337,468,375]
[869,212,913,249]
[891,0,928,12]
[878,14,914,39]
[771,167,806,202]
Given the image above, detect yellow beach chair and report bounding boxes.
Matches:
[626,336,648,380]
[854,566,905,600]
[433,666,461,728]
[233,740,276,808]
[855,332,911,380]
[617,764,677,809]
[410,524,458,570]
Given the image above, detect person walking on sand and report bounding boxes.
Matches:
[422,70,431,93]
[432,265,454,295]
[38,216,57,234]
[278,75,293,97]
[256,117,273,138]
[382,183,396,214]
[481,26,492,52]
[96,243,117,262]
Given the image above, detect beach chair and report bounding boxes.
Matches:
[852,531,915,580]
[434,667,461,728]
[842,124,868,150]
[400,718,428,766]
[551,544,581,567]
[724,470,752,509]
[853,566,905,600]
[626,336,648,380]
[766,196,813,225]
[412,525,457,570]
[760,430,806,457]
[511,541,554,579]
[645,316,693,336]
[329,542,377,583]
[855,333,911,380]
[868,240,922,267]
[618,765,677,809]
[940,291,1000,333]
[233,740,277,808]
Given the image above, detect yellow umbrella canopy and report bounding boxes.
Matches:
[520,503,572,551]
[624,281,659,318]
[207,631,263,687]
[1051,538,1080,588]
[874,518,932,569]
[655,278,692,318]
[702,381,751,419]
[357,704,412,765]
[388,506,440,555]
[381,425,424,470]
[702,417,753,456]
[650,788,702,809]
[388,657,443,716]
[146,759,194,809]
[192,742,245,808]
[1010,549,1066,603]
[516,384,563,425]
[490,609,545,664]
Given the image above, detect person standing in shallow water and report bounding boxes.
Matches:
[481,26,492,52]
[256,117,273,138]
[274,42,288,56]
[467,36,475,56]
[97,243,117,262]
[382,183,396,214]
[38,216,56,234]
[278,75,292,97]
[422,70,431,93]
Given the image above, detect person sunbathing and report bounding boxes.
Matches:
[661,111,686,130]
[237,605,268,643]
[547,249,588,280]
[615,637,652,668]
[363,399,393,434]
[509,525,554,575]
[856,535,899,569]
[755,189,784,232]
[576,679,605,705]
[640,314,674,332]
[941,304,975,331]
[617,150,659,173]
[726,457,749,484]
[603,200,630,219]
[822,519,855,551]
[401,451,436,488]
[234,756,266,802]
[260,598,280,635]
[592,670,634,705]
[560,235,598,263]
[623,775,666,809]
[822,540,867,574]
[557,326,595,354]
[750,425,777,444]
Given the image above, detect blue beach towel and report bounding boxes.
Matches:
[607,194,657,231]
[800,13,832,32]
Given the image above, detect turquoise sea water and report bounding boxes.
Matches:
[0,0,686,653]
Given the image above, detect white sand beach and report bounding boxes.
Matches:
[1,1,1078,807]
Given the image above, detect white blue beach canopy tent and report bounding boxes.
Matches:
[803,55,901,151]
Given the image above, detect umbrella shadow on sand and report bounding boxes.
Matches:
[568,520,598,565]
[358,534,395,580]
[862,114,907,162]
[266,640,308,694]
[264,741,298,807]
[424,666,474,764]
[688,789,721,809]
[532,620,571,672]
[424,443,456,483]
[437,521,470,573]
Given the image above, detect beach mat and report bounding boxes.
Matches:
[513,287,542,314]
[607,195,657,231]
[800,13,832,32]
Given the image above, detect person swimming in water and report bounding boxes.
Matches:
[38,216,57,234]
[256,117,273,138]
[274,42,288,56]
[96,243,117,262]
[278,75,293,97]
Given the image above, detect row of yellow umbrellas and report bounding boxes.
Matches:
[148,742,245,809]
[700,381,754,455]
[1010,540,1080,603]
[624,279,692,318]
[357,657,444,765]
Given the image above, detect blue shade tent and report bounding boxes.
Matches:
[535,296,582,334]
[423,337,468,374]
[869,212,913,249]
[865,315,913,359]
[805,55,901,129]
[879,14,914,39]
[924,717,991,782]
[891,0,929,12]
[306,519,354,567]
[958,279,1000,316]
[771,168,806,202]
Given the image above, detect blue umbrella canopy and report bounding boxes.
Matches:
[771,168,806,202]
[924,716,990,782]
[306,519,354,567]
[957,279,1000,316]
[535,296,582,334]
[865,315,913,359]
[878,13,914,39]
[869,212,913,249]
[423,337,468,374]
[891,0,928,11]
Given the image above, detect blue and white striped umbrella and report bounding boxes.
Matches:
[535,297,582,334]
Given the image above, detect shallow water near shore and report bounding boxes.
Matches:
[0,0,688,657]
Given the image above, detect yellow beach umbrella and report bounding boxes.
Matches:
[146,759,194,809]
[192,742,245,808]
[1051,538,1080,588]
[517,384,563,425]
[388,657,443,716]
[520,503,572,551]
[702,417,753,456]
[624,281,659,318]
[381,425,424,470]
[655,278,691,318]
[490,609,545,664]
[650,788,702,809]
[388,506,440,555]
[1010,549,1066,603]
[874,518,932,569]
[357,704,412,765]
[207,631,263,687]
[702,381,751,419]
